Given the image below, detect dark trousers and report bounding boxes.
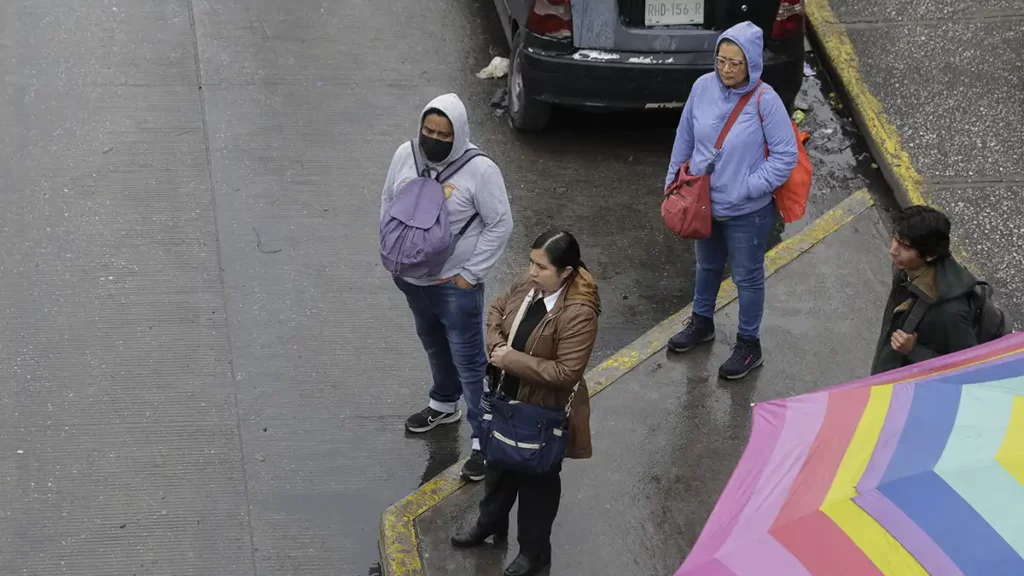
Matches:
[476,462,562,558]
[394,277,487,442]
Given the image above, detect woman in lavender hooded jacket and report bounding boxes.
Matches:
[664,22,798,380]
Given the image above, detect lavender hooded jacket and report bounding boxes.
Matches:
[665,22,798,219]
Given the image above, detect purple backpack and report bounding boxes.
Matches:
[380,140,487,278]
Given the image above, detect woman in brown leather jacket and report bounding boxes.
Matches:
[450,230,600,576]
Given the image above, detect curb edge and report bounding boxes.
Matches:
[805,0,984,276]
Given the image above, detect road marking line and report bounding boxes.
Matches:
[588,189,874,396]
[378,189,875,575]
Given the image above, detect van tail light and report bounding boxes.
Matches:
[772,0,804,41]
[527,0,573,40]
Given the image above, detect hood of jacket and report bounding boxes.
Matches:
[871,256,979,375]
[557,267,601,316]
[905,257,977,305]
[418,93,474,168]
[716,21,764,96]
[662,21,795,220]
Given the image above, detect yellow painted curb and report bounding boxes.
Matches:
[378,189,875,575]
[805,0,981,275]
[805,0,925,206]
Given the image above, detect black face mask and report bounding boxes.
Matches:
[419,134,454,164]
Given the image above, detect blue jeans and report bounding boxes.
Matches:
[394,277,486,444]
[693,201,776,339]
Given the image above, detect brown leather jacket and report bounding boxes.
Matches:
[486,269,600,459]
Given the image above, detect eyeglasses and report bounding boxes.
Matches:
[715,56,746,71]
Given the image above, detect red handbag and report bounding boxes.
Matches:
[662,82,762,239]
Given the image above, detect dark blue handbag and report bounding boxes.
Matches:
[479,370,578,475]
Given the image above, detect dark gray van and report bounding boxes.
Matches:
[495,0,806,130]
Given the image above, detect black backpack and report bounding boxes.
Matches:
[968,282,1010,343]
[903,281,1010,344]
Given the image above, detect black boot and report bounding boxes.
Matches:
[503,551,551,576]
[667,314,716,353]
[450,524,507,549]
[718,335,764,380]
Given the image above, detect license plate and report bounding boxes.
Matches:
[645,0,704,26]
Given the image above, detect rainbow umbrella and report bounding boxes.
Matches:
[676,332,1024,576]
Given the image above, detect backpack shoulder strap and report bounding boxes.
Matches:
[409,139,427,177]
[456,213,479,236]
[435,148,489,236]
[714,80,763,150]
[902,297,930,334]
[437,148,488,183]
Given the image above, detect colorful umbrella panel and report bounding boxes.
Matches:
[676,333,1024,576]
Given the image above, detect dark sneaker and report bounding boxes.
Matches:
[405,406,462,433]
[718,336,764,380]
[460,449,486,482]
[667,314,716,353]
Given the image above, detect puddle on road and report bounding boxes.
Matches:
[778,51,889,241]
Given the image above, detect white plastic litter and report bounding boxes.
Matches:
[804,62,815,77]
[476,57,510,79]
[573,50,620,61]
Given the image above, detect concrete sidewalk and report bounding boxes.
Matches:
[380,191,895,575]
[807,0,1024,328]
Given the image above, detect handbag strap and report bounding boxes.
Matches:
[494,289,539,397]
[756,85,770,158]
[506,288,537,348]
[713,80,763,151]
[564,382,579,417]
[496,288,581,418]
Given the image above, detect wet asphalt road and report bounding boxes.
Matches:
[0,0,883,573]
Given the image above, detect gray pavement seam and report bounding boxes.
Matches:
[185,1,259,574]
[839,13,1024,27]
[924,176,1024,188]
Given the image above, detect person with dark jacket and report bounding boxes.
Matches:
[450,230,599,576]
[871,206,978,375]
